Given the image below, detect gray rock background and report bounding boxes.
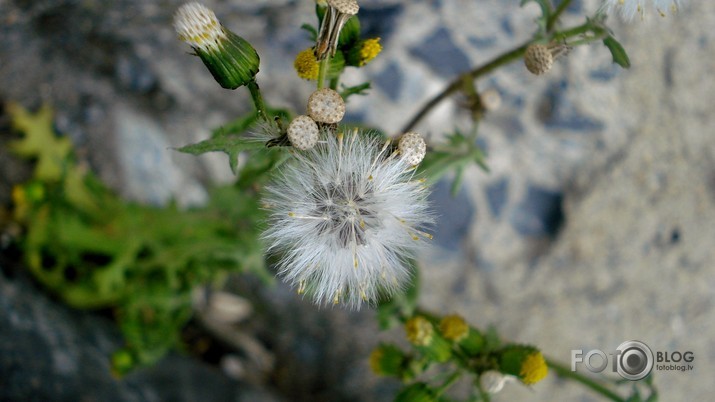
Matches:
[1,0,714,400]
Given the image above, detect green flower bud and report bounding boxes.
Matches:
[369,344,406,377]
[174,3,260,89]
[498,345,548,385]
[458,328,485,356]
[338,15,360,48]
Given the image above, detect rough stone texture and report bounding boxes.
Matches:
[0,261,282,402]
[1,0,714,400]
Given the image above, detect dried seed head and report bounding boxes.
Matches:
[328,0,359,15]
[316,0,360,59]
[307,88,345,124]
[398,131,426,166]
[287,115,320,150]
[524,44,553,75]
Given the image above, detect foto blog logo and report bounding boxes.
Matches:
[571,340,694,381]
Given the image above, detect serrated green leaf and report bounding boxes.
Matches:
[603,36,631,69]
[176,136,265,174]
[340,82,371,99]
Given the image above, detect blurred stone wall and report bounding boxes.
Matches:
[1,0,714,400]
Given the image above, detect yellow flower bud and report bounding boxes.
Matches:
[359,38,382,66]
[405,316,433,346]
[294,48,320,80]
[520,351,548,385]
[439,314,469,342]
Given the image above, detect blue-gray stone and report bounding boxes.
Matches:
[357,5,404,42]
[539,80,605,131]
[510,185,564,237]
[567,0,583,13]
[486,177,509,219]
[468,35,497,49]
[589,64,619,81]
[0,264,280,402]
[428,179,475,251]
[116,54,158,94]
[500,17,514,37]
[409,28,471,78]
[374,62,403,101]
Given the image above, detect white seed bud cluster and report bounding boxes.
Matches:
[398,131,426,166]
[524,44,554,75]
[480,89,502,112]
[328,0,359,15]
[287,115,320,150]
[307,88,345,124]
[479,370,515,394]
[173,2,225,51]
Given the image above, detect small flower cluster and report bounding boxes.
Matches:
[371,313,548,398]
[294,0,382,81]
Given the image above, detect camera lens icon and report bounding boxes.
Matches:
[616,340,654,380]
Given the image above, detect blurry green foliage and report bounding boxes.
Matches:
[7,103,270,374]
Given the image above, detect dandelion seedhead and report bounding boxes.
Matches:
[307,88,346,124]
[398,131,427,166]
[263,129,431,308]
[601,0,684,20]
[287,115,320,150]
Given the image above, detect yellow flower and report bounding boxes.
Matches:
[520,352,548,385]
[439,314,469,342]
[294,47,320,80]
[405,316,433,346]
[359,38,381,66]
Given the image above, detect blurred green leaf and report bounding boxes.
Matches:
[7,103,72,181]
[603,36,631,69]
[177,135,265,175]
[340,82,371,99]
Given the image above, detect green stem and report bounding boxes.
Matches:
[546,359,626,402]
[400,21,601,133]
[317,56,330,89]
[401,44,527,133]
[329,76,340,90]
[434,371,462,397]
[547,0,573,32]
[246,79,269,123]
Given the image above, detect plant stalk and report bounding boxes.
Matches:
[546,358,626,402]
[247,79,269,123]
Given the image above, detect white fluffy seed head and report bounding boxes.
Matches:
[173,2,226,51]
[307,88,345,124]
[262,129,432,309]
[287,115,320,150]
[479,371,515,394]
[524,44,553,75]
[328,0,359,15]
[398,132,426,166]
